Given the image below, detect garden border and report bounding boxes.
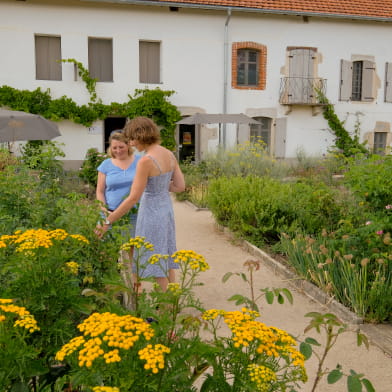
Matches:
[215,221,392,358]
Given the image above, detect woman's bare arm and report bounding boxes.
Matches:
[106,157,150,223]
[96,171,109,212]
[169,159,185,193]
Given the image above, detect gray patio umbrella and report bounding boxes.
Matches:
[0,109,61,143]
[176,113,260,125]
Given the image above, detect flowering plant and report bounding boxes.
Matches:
[201,307,307,391]
[0,299,41,391]
[54,238,309,392]
[0,228,104,362]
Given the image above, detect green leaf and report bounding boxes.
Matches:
[305,311,322,319]
[277,293,284,304]
[10,382,30,392]
[228,294,246,306]
[265,290,274,304]
[357,332,369,349]
[347,375,362,392]
[362,378,376,392]
[282,288,293,304]
[299,342,312,360]
[240,272,248,282]
[327,369,343,384]
[222,272,233,283]
[304,337,321,346]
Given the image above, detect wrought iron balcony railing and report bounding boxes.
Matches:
[279,77,327,105]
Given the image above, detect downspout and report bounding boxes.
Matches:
[222,7,231,148]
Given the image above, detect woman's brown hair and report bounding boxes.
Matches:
[107,131,133,157]
[124,117,161,146]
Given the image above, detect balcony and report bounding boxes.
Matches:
[279,77,327,106]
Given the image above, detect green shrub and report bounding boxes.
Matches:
[343,154,392,212]
[20,140,65,176]
[207,176,297,246]
[78,147,107,187]
[204,140,290,179]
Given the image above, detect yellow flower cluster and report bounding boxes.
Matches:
[69,234,89,244]
[248,364,277,391]
[171,250,209,272]
[0,228,89,252]
[0,298,40,332]
[167,283,182,296]
[138,343,170,374]
[202,307,306,377]
[121,236,154,252]
[65,261,79,275]
[92,387,120,392]
[55,336,85,361]
[201,308,227,321]
[148,253,169,265]
[55,312,154,368]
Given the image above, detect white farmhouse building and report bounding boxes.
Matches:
[1,0,392,168]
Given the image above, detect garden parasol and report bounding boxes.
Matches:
[0,109,61,143]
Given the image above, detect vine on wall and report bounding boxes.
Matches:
[317,90,368,156]
[0,59,181,149]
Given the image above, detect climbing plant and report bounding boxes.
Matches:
[317,90,368,157]
[0,59,181,149]
[62,59,99,102]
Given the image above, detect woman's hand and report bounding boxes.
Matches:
[94,223,110,239]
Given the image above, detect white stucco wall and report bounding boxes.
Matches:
[1,0,392,162]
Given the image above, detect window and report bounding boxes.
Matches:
[373,132,387,155]
[351,61,363,101]
[237,49,258,86]
[232,42,266,90]
[250,117,271,151]
[139,41,161,84]
[88,38,113,82]
[35,35,62,80]
[339,59,376,102]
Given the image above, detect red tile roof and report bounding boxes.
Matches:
[151,0,392,20]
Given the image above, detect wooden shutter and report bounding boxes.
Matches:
[88,38,113,82]
[237,123,249,145]
[361,60,376,102]
[274,118,287,158]
[139,41,160,84]
[385,62,392,102]
[288,48,315,103]
[339,60,352,101]
[35,35,62,80]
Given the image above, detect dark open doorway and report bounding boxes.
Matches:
[104,117,127,151]
[178,124,196,162]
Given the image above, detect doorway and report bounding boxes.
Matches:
[178,124,196,162]
[104,117,127,151]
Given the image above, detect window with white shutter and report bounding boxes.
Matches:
[339,58,376,102]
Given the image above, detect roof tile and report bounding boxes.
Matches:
[155,0,392,19]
